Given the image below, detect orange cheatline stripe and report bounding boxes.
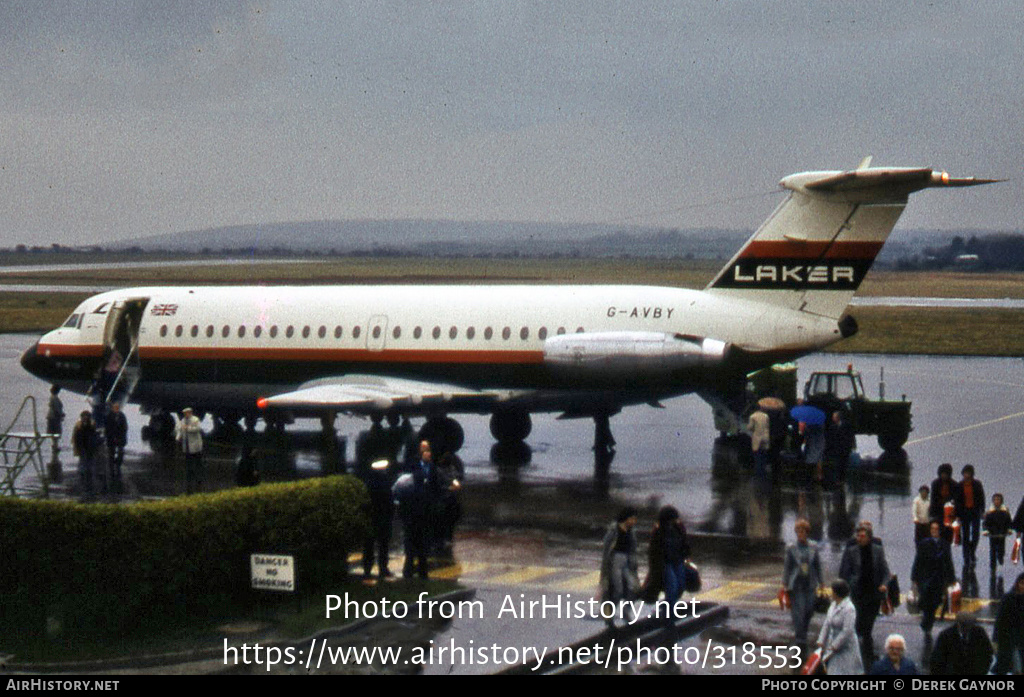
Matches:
[37,342,546,365]
[738,240,884,259]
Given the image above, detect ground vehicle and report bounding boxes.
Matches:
[802,366,912,452]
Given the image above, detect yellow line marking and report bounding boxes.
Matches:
[553,571,602,593]
[484,566,564,585]
[698,581,766,602]
[906,409,1024,446]
[431,561,490,580]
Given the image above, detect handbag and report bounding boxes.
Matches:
[778,588,791,610]
[887,576,901,610]
[947,582,962,614]
[801,648,826,676]
[906,588,920,615]
[1012,536,1021,565]
[684,561,702,593]
[813,587,831,614]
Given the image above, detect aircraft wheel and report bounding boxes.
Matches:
[489,410,532,443]
[419,416,465,454]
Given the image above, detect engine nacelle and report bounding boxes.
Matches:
[543,331,730,380]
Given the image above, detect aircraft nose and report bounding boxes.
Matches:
[20,340,46,378]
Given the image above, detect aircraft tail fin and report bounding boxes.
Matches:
[706,162,1000,320]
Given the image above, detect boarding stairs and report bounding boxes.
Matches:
[0,396,57,497]
[105,338,141,407]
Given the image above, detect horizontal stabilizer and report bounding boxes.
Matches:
[789,167,1002,200]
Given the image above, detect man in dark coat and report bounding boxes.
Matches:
[993,572,1024,674]
[71,410,99,498]
[105,401,128,494]
[929,463,959,544]
[839,521,891,668]
[955,465,985,572]
[911,521,957,647]
[931,612,993,675]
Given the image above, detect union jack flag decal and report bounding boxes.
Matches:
[150,304,179,316]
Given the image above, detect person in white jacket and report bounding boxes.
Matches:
[818,579,863,675]
[175,407,204,494]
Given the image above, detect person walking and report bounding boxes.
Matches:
[817,579,863,675]
[913,485,931,544]
[931,612,994,676]
[747,407,770,477]
[175,407,204,494]
[929,464,959,545]
[105,401,128,494]
[839,521,891,668]
[984,493,1013,578]
[782,518,824,658]
[600,507,640,627]
[993,572,1024,675]
[911,520,956,653]
[46,385,65,439]
[642,506,692,614]
[71,410,99,499]
[955,465,985,573]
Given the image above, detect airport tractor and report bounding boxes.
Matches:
[719,363,913,455]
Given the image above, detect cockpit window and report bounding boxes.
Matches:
[62,313,83,329]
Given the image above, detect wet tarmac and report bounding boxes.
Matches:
[4,332,1024,673]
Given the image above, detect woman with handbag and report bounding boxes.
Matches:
[783,518,824,659]
[817,579,863,675]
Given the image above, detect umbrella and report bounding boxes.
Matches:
[790,404,826,426]
[757,396,786,411]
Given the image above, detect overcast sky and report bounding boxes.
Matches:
[2,1,1020,247]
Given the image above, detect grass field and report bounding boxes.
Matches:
[3,257,1024,355]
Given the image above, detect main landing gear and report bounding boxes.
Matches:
[418,416,465,455]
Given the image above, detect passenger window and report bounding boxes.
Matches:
[286,326,295,338]
[576,327,585,333]
[253,326,262,338]
[270,326,278,338]
[160,325,168,338]
[538,327,547,340]
[353,326,362,339]
[302,326,311,339]
[466,327,475,340]
[520,327,529,340]
[557,327,566,335]
[502,327,511,340]
[175,325,183,338]
[484,327,493,340]
[206,325,214,338]
[222,325,230,338]
[433,326,441,340]
[414,326,422,339]
[318,326,327,339]
[335,326,343,339]
[238,326,246,338]
[393,326,401,339]
[449,326,458,340]
[373,326,381,339]
[191,325,199,338]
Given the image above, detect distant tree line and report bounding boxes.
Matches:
[896,233,1024,271]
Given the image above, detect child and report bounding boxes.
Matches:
[913,485,931,544]
[983,493,1013,574]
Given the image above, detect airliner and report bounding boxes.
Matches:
[21,161,996,449]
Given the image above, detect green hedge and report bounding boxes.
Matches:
[0,476,369,634]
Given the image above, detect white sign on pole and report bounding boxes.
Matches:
[250,553,296,592]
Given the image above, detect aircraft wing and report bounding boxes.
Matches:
[256,374,515,415]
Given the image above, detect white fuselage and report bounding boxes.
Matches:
[26,283,842,416]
